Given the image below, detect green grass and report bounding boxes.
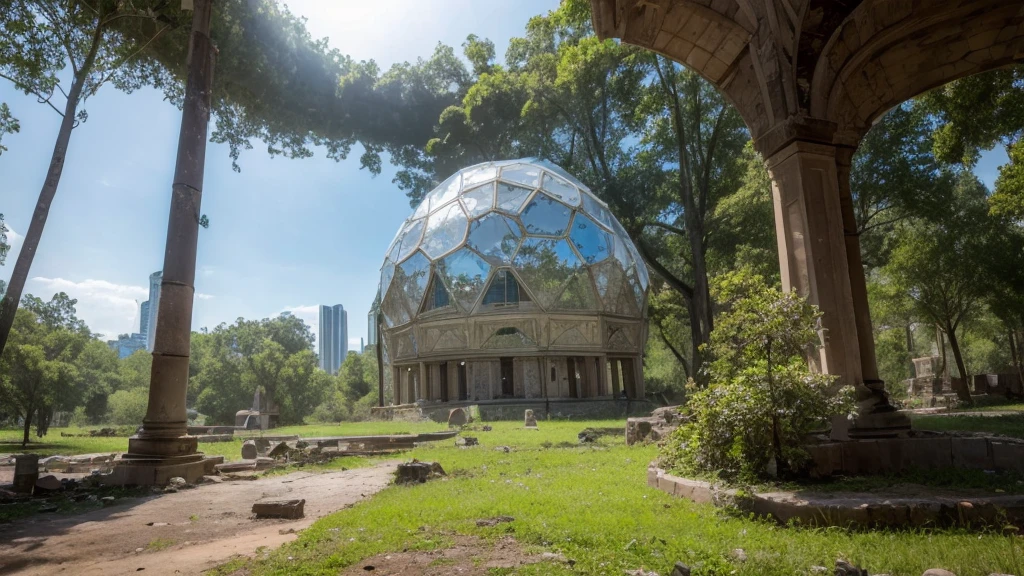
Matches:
[216,420,1024,576]
[911,413,1024,438]
[771,467,1024,494]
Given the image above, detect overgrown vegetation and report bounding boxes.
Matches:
[661,271,853,482]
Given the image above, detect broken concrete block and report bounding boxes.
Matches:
[34,474,61,492]
[241,439,258,460]
[447,407,469,428]
[252,499,305,519]
[455,436,478,447]
[524,409,538,428]
[395,460,446,484]
[267,442,291,459]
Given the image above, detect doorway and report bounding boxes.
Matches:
[440,363,449,402]
[500,357,514,397]
[458,362,468,400]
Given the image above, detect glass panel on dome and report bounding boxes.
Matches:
[521,192,572,236]
[461,183,494,218]
[553,271,598,310]
[426,172,463,213]
[381,284,410,327]
[495,182,533,214]
[569,213,614,264]
[412,199,429,220]
[482,269,528,306]
[467,213,521,265]
[581,192,615,231]
[635,257,650,290]
[397,219,425,262]
[541,172,580,206]
[397,251,431,317]
[512,238,581,308]
[534,159,590,191]
[611,234,635,270]
[421,272,453,312]
[380,260,396,300]
[439,248,491,311]
[500,163,541,188]
[462,163,498,187]
[421,202,469,259]
[626,265,644,309]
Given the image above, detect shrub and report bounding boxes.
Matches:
[661,270,853,482]
[106,388,149,426]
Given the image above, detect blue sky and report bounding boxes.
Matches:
[0,0,1010,350]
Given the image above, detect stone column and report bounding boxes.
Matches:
[766,140,908,436]
[113,0,216,485]
[598,356,608,396]
[417,361,426,401]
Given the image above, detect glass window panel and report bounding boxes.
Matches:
[421,273,452,312]
[534,158,591,192]
[541,172,580,206]
[482,269,528,306]
[461,163,498,187]
[412,199,429,220]
[495,182,533,214]
[626,265,644,310]
[397,251,431,318]
[499,163,542,188]
[379,260,396,301]
[461,183,494,218]
[426,172,463,214]
[521,192,572,236]
[421,202,469,259]
[467,213,521,266]
[381,283,410,327]
[581,191,615,231]
[512,238,581,309]
[569,213,614,264]
[439,248,491,311]
[611,234,634,271]
[553,271,598,310]
[397,219,425,262]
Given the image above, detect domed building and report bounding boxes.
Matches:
[374,159,649,417]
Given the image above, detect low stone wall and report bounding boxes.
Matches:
[805,435,1024,478]
[370,404,429,421]
[648,464,1024,528]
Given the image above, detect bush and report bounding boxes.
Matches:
[310,390,350,423]
[660,270,853,482]
[107,388,149,426]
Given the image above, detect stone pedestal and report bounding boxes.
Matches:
[104,454,219,486]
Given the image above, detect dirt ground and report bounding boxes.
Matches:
[337,535,559,576]
[0,462,398,576]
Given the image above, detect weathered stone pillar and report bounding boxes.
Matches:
[110,0,217,485]
[417,361,426,401]
[598,356,608,396]
[766,140,908,436]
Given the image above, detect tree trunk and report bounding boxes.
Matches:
[0,15,106,356]
[1010,328,1024,387]
[945,323,973,405]
[905,324,915,376]
[21,405,33,447]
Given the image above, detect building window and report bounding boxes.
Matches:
[422,273,452,312]
[483,270,529,306]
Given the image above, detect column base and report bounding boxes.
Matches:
[103,454,222,486]
[842,379,912,439]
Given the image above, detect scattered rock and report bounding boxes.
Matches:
[252,499,305,519]
[279,528,296,535]
[455,436,478,447]
[671,562,691,576]
[836,560,868,576]
[100,496,116,506]
[730,548,747,562]
[624,570,659,576]
[541,552,570,564]
[267,442,291,459]
[922,571,956,576]
[35,474,62,492]
[524,409,538,429]
[395,460,446,484]
[810,567,828,575]
[196,475,223,484]
[495,446,511,453]
[241,439,258,460]
[146,522,169,527]
[168,477,187,489]
[475,516,514,527]
[38,504,58,513]
[448,407,469,428]
[578,430,597,443]
[481,425,493,432]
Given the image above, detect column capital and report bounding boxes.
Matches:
[753,115,837,159]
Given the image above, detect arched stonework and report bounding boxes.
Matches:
[592,0,1024,437]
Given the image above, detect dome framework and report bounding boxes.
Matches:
[374,159,649,411]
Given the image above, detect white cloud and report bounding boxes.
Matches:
[195,292,215,300]
[29,277,148,340]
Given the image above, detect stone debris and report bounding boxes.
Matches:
[168,477,188,489]
[729,548,747,562]
[524,409,538,429]
[100,496,116,506]
[475,515,514,527]
[481,425,493,432]
[624,570,659,576]
[196,475,223,484]
[267,441,291,459]
[448,407,469,428]
[252,498,305,519]
[578,430,597,443]
[922,571,956,576]
[241,439,259,460]
[541,552,571,564]
[835,560,868,576]
[455,436,478,447]
[626,406,685,446]
[34,474,62,492]
[495,446,511,453]
[670,562,691,576]
[395,460,446,484]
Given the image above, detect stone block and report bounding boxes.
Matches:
[672,476,715,504]
[951,437,993,469]
[647,466,659,488]
[657,474,679,496]
[447,407,469,428]
[395,460,446,484]
[524,409,538,428]
[241,440,258,460]
[992,442,1024,473]
[805,443,842,478]
[901,437,953,470]
[252,499,305,519]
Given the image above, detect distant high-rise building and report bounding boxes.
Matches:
[367,301,379,346]
[108,333,147,359]
[139,300,151,341]
[360,337,365,354]
[145,271,163,352]
[319,304,347,375]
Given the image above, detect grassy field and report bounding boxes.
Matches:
[210,420,1024,576]
[910,412,1024,438]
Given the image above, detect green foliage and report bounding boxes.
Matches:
[0,212,8,267]
[106,387,148,426]
[312,350,380,422]
[661,271,851,481]
[0,104,18,155]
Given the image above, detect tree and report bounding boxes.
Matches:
[883,175,995,403]
[339,353,370,405]
[660,270,849,481]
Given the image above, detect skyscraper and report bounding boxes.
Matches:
[319,304,347,375]
[145,271,162,352]
[367,302,378,346]
[140,300,151,341]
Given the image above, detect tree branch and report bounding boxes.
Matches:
[637,236,695,301]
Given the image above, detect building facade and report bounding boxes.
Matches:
[367,305,378,347]
[144,271,162,352]
[376,159,649,410]
[319,304,348,375]
[107,333,148,359]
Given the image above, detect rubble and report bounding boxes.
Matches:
[252,499,305,519]
[395,460,446,484]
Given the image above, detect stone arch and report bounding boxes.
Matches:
[810,0,1024,143]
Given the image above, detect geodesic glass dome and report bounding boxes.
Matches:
[377,159,650,329]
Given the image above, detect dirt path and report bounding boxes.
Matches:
[0,462,398,576]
